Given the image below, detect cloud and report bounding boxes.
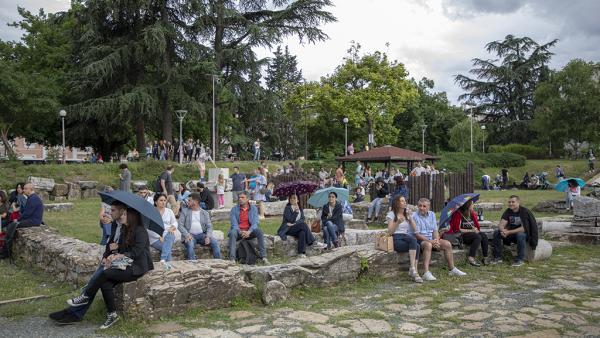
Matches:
[441,0,526,18]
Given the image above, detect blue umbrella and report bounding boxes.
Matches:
[438,193,480,228]
[554,177,585,192]
[308,187,350,208]
[98,190,164,235]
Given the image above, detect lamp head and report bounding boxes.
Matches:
[59,110,67,117]
[343,117,349,124]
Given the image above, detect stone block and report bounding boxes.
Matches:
[573,196,600,218]
[346,219,368,230]
[27,176,55,191]
[304,209,317,224]
[263,201,288,216]
[272,235,324,257]
[209,208,232,222]
[81,188,98,199]
[571,226,600,234]
[262,280,288,305]
[474,202,503,211]
[44,203,74,212]
[52,183,69,196]
[37,190,49,201]
[77,181,97,190]
[539,220,572,234]
[49,195,67,202]
[66,182,80,200]
[504,239,552,262]
[533,200,570,214]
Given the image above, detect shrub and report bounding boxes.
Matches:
[488,144,548,159]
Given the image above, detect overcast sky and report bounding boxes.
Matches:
[2,0,599,103]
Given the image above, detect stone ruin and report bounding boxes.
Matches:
[27,176,98,202]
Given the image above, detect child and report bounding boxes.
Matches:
[216,174,226,208]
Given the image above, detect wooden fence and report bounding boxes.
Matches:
[406,174,446,212]
[448,162,474,200]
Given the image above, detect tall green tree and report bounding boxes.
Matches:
[455,35,557,144]
[533,59,600,156]
[448,118,484,152]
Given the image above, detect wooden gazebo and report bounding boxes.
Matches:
[336,145,440,173]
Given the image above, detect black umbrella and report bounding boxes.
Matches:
[98,190,164,235]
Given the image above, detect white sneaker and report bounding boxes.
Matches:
[298,254,307,258]
[408,268,417,278]
[315,242,327,249]
[422,271,437,281]
[449,267,467,276]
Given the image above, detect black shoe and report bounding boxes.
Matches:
[100,312,119,329]
[49,309,70,321]
[67,294,89,307]
[468,259,481,267]
[55,313,81,325]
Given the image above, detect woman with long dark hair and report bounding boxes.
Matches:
[448,200,489,266]
[277,194,323,258]
[0,191,9,227]
[387,196,422,283]
[67,208,153,329]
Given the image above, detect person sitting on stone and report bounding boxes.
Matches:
[98,186,114,245]
[277,194,323,258]
[321,192,345,250]
[228,191,268,264]
[387,196,422,283]
[447,199,489,267]
[1,183,44,258]
[491,195,538,267]
[412,198,466,281]
[367,178,388,223]
[150,193,180,264]
[136,185,154,204]
[196,182,215,210]
[179,192,221,260]
[65,207,153,330]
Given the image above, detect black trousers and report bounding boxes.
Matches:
[85,267,139,313]
[285,222,315,254]
[461,231,489,258]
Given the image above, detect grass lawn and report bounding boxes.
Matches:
[482,159,594,185]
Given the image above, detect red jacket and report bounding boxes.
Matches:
[448,211,480,234]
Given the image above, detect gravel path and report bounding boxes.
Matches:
[0,316,101,338]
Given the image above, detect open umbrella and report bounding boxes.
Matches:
[272,180,319,197]
[438,193,480,228]
[98,190,164,235]
[308,187,350,208]
[554,177,585,192]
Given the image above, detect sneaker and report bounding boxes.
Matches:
[422,271,437,281]
[511,260,525,267]
[314,242,327,249]
[298,254,307,259]
[489,258,503,265]
[467,258,481,267]
[67,294,89,307]
[162,261,172,270]
[408,268,417,278]
[412,274,424,283]
[449,267,467,276]
[55,313,81,325]
[99,312,119,330]
[260,257,270,265]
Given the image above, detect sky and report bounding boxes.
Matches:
[1,0,599,104]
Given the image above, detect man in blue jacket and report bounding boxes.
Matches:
[228,191,268,264]
[1,183,44,258]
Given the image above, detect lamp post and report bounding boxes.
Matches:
[421,124,427,154]
[210,75,217,161]
[470,107,474,153]
[59,109,67,164]
[175,110,188,164]
[343,117,349,155]
[481,125,486,153]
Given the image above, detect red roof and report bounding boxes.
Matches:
[336,145,439,162]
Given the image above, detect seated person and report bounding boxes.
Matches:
[367,179,388,223]
[196,182,215,210]
[227,191,268,264]
[151,193,180,263]
[447,200,489,267]
[387,196,422,283]
[277,194,324,258]
[353,186,365,203]
[179,193,221,260]
[412,198,466,281]
[176,183,191,204]
[491,195,538,267]
[321,192,345,250]
[1,183,44,258]
[137,185,155,204]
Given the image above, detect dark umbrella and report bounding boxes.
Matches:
[272,181,319,197]
[98,190,164,235]
[438,193,480,229]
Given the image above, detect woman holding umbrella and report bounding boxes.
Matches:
[386,196,423,283]
[448,200,489,266]
[277,194,324,258]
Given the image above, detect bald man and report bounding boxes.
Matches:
[1,183,44,258]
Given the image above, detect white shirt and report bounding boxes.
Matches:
[189,210,204,235]
[386,211,411,234]
[160,208,181,241]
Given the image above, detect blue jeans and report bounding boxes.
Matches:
[150,232,176,261]
[493,230,527,261]
[100,221,112,245]
[228,228,266,260]
[185,233,221,259]
[253,148,260,161]
[69,265,104,319]
[393,233,420,260]
[322,221,338,248]
[368,198,383,219]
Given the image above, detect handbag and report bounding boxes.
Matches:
[109,256,133,270]
[375,232,394,252]
[442,232,463,248]
[310,219,321,233]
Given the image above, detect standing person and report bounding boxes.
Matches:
[491,195,538,266]
[157,165,178,216]
[565,179,581,211]
[367,179,388,223]
[216,174,226,209]
[447,200,489,266]
[179,193,221,260]
[335,164,344,187]
[118,163,131,192]
[230,166,246,202]
[227,191,268,263]
[355,161,363,177]
[196,149,207,182]
[1,183,44,258]
[277,194,323,258]
[98,186,114,245]
[320,192,344,250]
[501,168,509,189]
[347,143,354,155]
[481,174,491,191]
[65,208,153,329]
[555,165,565,181]
[412,198,466,281]
[247,168,267,217]
[253,139,261,161]
[589,153,596,172]
[387,196,422,283]
[151,193,179,264]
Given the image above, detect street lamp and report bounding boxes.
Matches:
[481,125,486,153]
[470,107,474,153]
[421,124,427,154]
[343,117,349,156]
[59,109,67,164]
[175,110,188,164]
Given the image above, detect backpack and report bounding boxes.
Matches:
[236,239,258,265]
[155,175,162,192]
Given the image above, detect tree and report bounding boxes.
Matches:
[448,119,484,152]
[533,59,600,156]
[455,35,557,144]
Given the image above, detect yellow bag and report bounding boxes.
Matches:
[375,232,394,252]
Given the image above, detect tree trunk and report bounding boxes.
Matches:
[160,91,172,142]
[160,2,173,143]
[0,127,15,157]
[135,118,146,156]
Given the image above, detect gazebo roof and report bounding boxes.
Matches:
[336,145,440,163]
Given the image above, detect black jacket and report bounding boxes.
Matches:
[103,221,154,277]
[502,207,539,250]
[375,184,388,199]
[321,201,345,233]
[277,204,305,240]
[199,189,215,210]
